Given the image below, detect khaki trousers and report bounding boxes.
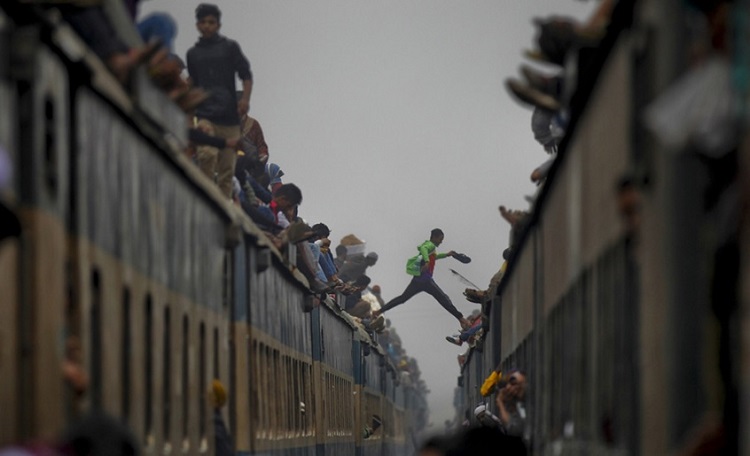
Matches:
[195,119,240,198]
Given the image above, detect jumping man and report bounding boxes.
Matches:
[374,229,470,329]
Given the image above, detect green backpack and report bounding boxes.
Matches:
[405,241,435,276]
[405,255,422,276]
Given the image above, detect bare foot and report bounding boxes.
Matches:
[499,206,528,226]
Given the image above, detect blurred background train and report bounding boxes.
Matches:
[453,0,750,455]
[0,2,426,455]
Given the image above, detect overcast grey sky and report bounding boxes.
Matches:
[139,0,598,432]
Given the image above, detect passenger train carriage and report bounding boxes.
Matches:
[0,3,423,455]
[454,1,749,455]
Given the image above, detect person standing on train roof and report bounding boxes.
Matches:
[374,228,471,330]
[186,3,253,199]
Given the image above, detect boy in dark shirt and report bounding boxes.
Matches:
[187,3,253,198]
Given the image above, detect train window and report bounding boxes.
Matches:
[121,288,131,423]
[89,268,102,410]
[289,359,297,436]
[250,339,260,439]
[365,392,380,439]
[331,375,337,436]
[255,342,265,440]
[222,252,231,310]
[198,323,206,451]
[300,363,309,436]
[257,342,270,440]
[335,377,341,435]
[288,357,295,438]
[302,363,315,435]
[331,376,337,435]
[272,348,280,438]
[181,315,189,449]
[145,294,154,446]
[64,259,79,419]
[213,328,219,379]
[267,344,275,439]
[323,373,331,436]
[43,96,58,200]
[268,348,276,439]
[284,356,292,438]
[163,306,172,445]
[298,360,306,437]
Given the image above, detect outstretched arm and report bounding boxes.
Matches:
[238,78,252,115]
[436,250,455,260]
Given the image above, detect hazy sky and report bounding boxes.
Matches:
[139,0,598,432]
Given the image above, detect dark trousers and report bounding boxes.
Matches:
[380,277,463,320]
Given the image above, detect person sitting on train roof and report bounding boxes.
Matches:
[530,105,565,154]
[29,0,194,106]
[373,228,471,330]
[343,274,371,316]
[246,182,302,234]
[344,284,386,334]
[463,255,508,308]
[310,223,340,284]
[262,163,285,195]
[445,310,484,347]
[351,284,385,334]
[499,206,529,248]
[135,11,204,105]
[304,223,335,285]
[137,12,177,53]
[369,284,386,308]
[233,144,272,210]
[187,3,253,200]
[337,250,379,283]
[293,229,329,293]
[525,0,613,67]
[504,0,616,131]
[239,112,270,166]
[50,2,167,86]
[334,243,348,270]
[235,160,283,206]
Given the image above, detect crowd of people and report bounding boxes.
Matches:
[3,0,689,453]
[0,0,439,453]
[414,2,625,454]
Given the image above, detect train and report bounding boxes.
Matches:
[454,1,749,455]
[0,2,425,455]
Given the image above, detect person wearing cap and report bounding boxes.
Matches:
[374,228,471,330]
